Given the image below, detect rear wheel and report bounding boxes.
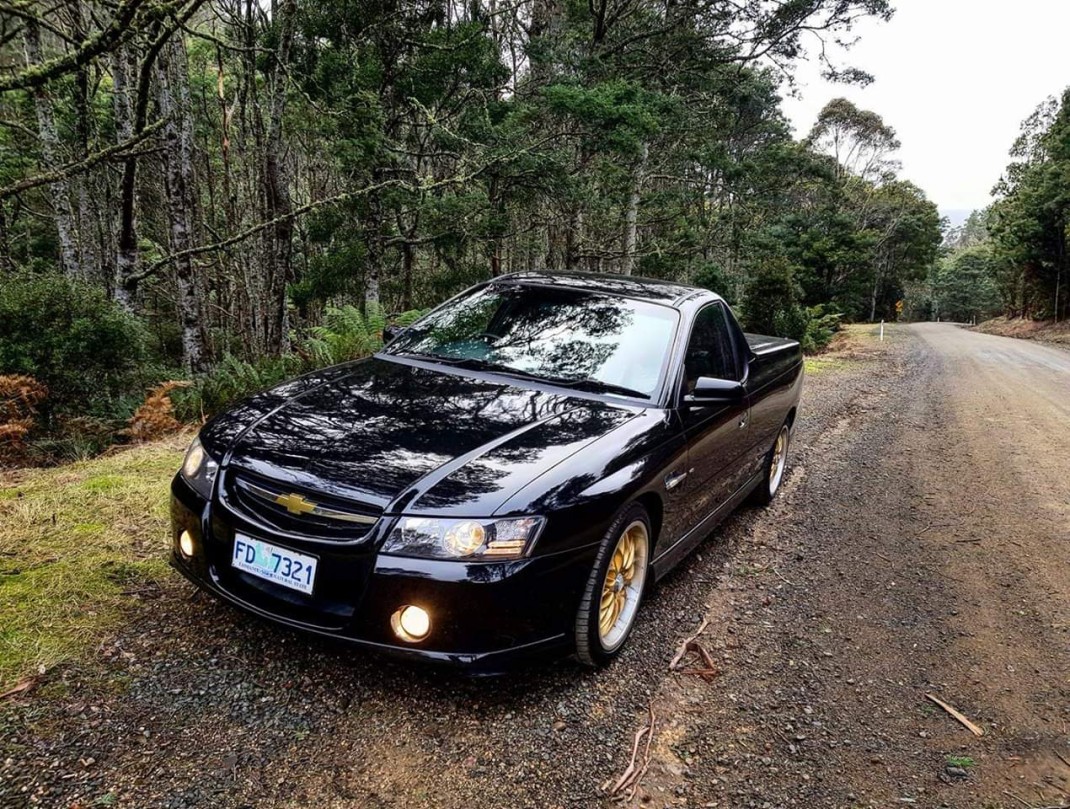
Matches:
[751,423,790,506]
[575,504,651,667]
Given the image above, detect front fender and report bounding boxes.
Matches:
[495,408,686,556]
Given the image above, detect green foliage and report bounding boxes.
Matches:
[741,257,807,340]
[740,261,840,352]
[305,302,384,366]
[173,305,428,420]
[931,246,1001,323]
[946,756,975,769]
[172,354,305,422]
[0,272,157,422]
[692,263,732,302]
[802,305,843,353]
[988,88,1070,319]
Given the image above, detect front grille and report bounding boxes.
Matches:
[225,471,382,542]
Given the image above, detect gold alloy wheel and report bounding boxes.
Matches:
[598,520,649,650]
[769,425,789,496]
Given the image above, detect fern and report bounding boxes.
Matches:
[364,300,386,338]
[173,306,431,422]
[172,354,303,421]
[394,308,425,327]
[305,304,382,365]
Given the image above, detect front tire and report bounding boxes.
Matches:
[575,504,651,667]
[751,422,790,506]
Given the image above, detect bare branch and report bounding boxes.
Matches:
[0,0,150,94]
[0,118,166,200]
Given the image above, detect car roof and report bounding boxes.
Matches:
[494,271,717,307]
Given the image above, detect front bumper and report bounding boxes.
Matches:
[170,476,595,671]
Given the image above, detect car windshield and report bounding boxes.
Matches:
[384,283,679,399]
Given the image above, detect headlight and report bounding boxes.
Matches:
[180,436,219,499]
[381,516,545,560]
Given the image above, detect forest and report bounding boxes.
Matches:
[916,90,1070,326]
[2,0,1049,462]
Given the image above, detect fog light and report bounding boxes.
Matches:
[391,605,430,642]
[178,529,195,558]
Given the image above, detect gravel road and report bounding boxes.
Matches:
[2,323,1068,809]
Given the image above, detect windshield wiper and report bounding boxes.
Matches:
[391,350,468,366]
[471,363,650,400]
[547,377,649,399]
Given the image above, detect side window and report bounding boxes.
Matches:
[684,304,740,390]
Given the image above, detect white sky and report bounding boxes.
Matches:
[780,0,1070,223]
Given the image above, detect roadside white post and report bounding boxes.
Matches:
[880,320,884,341]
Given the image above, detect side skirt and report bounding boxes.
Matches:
[650,471,764,581]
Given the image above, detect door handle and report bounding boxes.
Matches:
[665,469,691,491]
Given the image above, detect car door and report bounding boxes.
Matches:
[676,303,752,532]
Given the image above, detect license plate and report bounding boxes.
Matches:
[231,535,318,595]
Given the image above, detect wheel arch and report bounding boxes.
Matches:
[633,490,663,546]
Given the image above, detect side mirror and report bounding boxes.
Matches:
[686,376,745,405]
[382,323,405,344]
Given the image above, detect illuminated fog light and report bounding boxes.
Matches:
[178,529,195,558]
[391,605,431,642]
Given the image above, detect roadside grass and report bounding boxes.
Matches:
[803,357,849,375]
[946,755,976,769]
[0,434,188,689]
[805,322,894,375]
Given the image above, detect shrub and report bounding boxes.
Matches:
[801,304,842,353]
[742,261,842,353]
[303,303,427,367]
[742,257,807,341]
[0,272,155,422]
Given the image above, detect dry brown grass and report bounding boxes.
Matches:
[973,316,1070,346]
[0,375,47,465]
[124,381,191,442]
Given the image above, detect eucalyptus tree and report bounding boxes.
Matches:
[989,89,1070,320]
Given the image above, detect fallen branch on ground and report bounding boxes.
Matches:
[0,677,37,700]
[669,617,720,679]
[925,692,984,737]
[669,617,709,670]
[999,790,1068,809]
[609,702,656,802]
[673,642,720,680]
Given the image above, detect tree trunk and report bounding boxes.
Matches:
[256,0,296,353]
[112,43,137,309]
[565,206,583,268]
[870,254,886,322]
[527,0,560,90]
[620,142,648,276]
[0,204,11,270]
[68,0,99,280]
[365,182,384,310]
[158,38,206,373]
[23,19,80,277]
